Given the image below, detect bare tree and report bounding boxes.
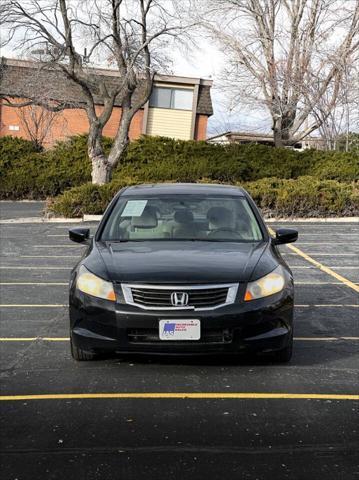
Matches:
[1,0,187,183]
[315,59,359,150]
[15,104,63,149]
[192,0,359,147]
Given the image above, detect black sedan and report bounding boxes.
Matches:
[68,183,298,362]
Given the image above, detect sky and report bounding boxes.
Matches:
[169,39,271,135]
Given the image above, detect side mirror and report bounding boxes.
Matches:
[272,228,298,245]
[69,228,90,244]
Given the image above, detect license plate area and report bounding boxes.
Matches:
[159,319,200,341]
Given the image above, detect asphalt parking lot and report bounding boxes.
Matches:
[0,204,358,479]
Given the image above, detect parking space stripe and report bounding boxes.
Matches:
[0,281,356,286]
[295,242,353,245]
[295,337,359,341]
[1,392,358,401]
[0,304,357,308]
[0,266,71,270]
[0,337,69,341]
[20,256,78,259]
[295,281,359,285]
[20,255,79,258]
[268,228,359,293]
[0,304,67,307]
[283,253,357,256]
[0,282,68,285]
[1,337,358,342]
[286,245,359,293]
[296,304,358,307]
[33,245,83,248]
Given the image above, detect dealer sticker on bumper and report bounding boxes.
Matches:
[159,319,200,341]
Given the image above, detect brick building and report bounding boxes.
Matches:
[0,58,213,146]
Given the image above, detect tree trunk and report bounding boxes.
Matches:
[88,123,110,185]
[273,128,284,147]
[107,108,134,172]
[91,154,111,184]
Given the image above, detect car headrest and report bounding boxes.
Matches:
[131,207,158,229]
[174,209,194,224]
[207,206,233,228]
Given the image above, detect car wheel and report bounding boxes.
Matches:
[70,337,95,361]
[272,335,293,363]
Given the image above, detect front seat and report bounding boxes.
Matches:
[172,209,196,238]
[129,206,159,239]
[207,206,239,240]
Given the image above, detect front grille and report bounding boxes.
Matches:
[121,283,238,310]
[127,328,233,344]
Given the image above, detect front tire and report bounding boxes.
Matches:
[70,336,96,361]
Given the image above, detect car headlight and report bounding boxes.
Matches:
[244,266,285,301]
[76,266,116,301]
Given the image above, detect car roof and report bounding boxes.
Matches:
[121,183,247,197]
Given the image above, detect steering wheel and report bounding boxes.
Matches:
[207,228,242,239]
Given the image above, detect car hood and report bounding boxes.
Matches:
[95,241,269,284]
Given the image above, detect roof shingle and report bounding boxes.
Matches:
[0,58,213,116]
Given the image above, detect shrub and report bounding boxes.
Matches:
[113,136,358,183]
[244,177,359,217]
[48,176,138,217]
[1,134,358,201]
[114,137,311,183]
[0,135,92,199]
[50,175,359,218]
[308,151,359,182]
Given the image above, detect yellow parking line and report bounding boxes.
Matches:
[1,392,358,401]
[291,266,357,269]
[268,228,359,293]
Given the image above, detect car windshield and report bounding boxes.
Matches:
[100,194,263,242]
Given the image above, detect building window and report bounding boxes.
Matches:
[149,87,193,110]
[9,125,20,131]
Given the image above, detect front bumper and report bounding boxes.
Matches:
[69,286,294,356]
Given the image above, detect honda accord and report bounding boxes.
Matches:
[69,183,298,361]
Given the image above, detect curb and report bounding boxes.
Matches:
[265,217,359,223]
[0,217,82,224]
[83,215,103,221]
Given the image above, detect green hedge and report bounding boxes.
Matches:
[47,177,137,217]
[244,177,359,217]
[49,176,359,218]
[1,135,358,200]
[0,135,111,199]
[0,136,92,199]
